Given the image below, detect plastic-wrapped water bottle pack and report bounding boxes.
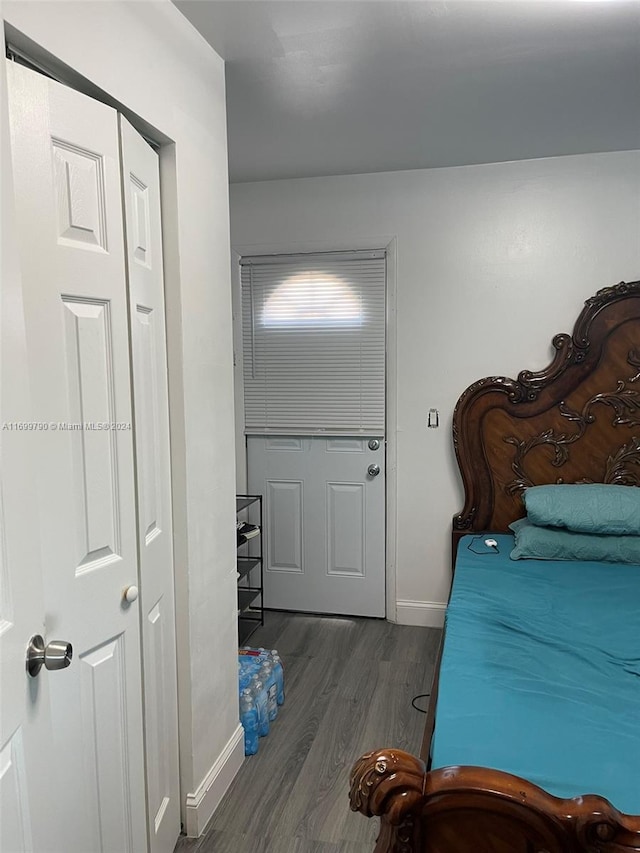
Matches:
[238,647,285,755]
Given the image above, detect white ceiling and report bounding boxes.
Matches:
[175,0,640,183]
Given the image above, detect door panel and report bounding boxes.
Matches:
[62,296,121,571]
[51,139,108,250]
[1,56,57,853]
[326,482,365,576]
[266,480,304,572]
[7,61,147,853]
[248,436,385,617]
[78,635,136,853]
[325,438,365,452]
[120,116,180,853]
[0,732,32,852]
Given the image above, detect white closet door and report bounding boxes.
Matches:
[6,61,147,853]
[119,116,180,853]
[0,57,59,853]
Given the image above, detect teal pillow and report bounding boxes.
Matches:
[523,484,640,536]
[509,518,640,564]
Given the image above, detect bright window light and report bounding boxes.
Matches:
[262,271,363,327]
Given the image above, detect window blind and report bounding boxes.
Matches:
[241,251,386,434]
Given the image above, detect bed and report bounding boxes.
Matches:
[349,280,640,852]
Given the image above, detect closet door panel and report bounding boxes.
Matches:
[120,116,181,853]
[6,61,147,853]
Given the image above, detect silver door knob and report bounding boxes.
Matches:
[367,464,381,477]
[26,635,73,677]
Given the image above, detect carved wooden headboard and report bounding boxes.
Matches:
[452,281,640,550]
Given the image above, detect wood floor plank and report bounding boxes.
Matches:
[273,652,383,845]
[174,613,440,853]
[240,609,290,651]
[268,613,362,662]
[179,828,375,853]
[284,656,432,846]
[339,659,431,843]
[377,624,441,666]
[181,829,272,852]
[208,653,343,838]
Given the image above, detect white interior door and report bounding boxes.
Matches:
[0,271,53,853]
[248,435,385,617]
[119,116,180,853]
[0,56,60,853]
[7,61,147,853]
[0,211,55,853]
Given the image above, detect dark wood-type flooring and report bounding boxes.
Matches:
[175,610,441,853]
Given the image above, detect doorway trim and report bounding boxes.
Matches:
[231,236,398,622]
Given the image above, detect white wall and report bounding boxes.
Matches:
[230,151,640,622]
[3,1,241,835]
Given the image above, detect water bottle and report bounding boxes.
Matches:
[239,688,259,756]
[251,676,270,737]
[271,650,285,706]
[239,648,268,678]
[259,659,278,722]
[239,669,252,692]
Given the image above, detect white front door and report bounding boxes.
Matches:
[119,116,180,853]
[248,435,385,617]
[7,61,147,852]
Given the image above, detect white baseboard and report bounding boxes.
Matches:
[396,599,446,628]
[184,724,245,837]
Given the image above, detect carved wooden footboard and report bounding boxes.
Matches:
[349,749,640,853]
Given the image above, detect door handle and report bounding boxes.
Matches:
[367,464,381,477]
[123,585,139,604]
[26,635,73,677]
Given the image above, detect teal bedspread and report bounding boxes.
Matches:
[430,534,640,814]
